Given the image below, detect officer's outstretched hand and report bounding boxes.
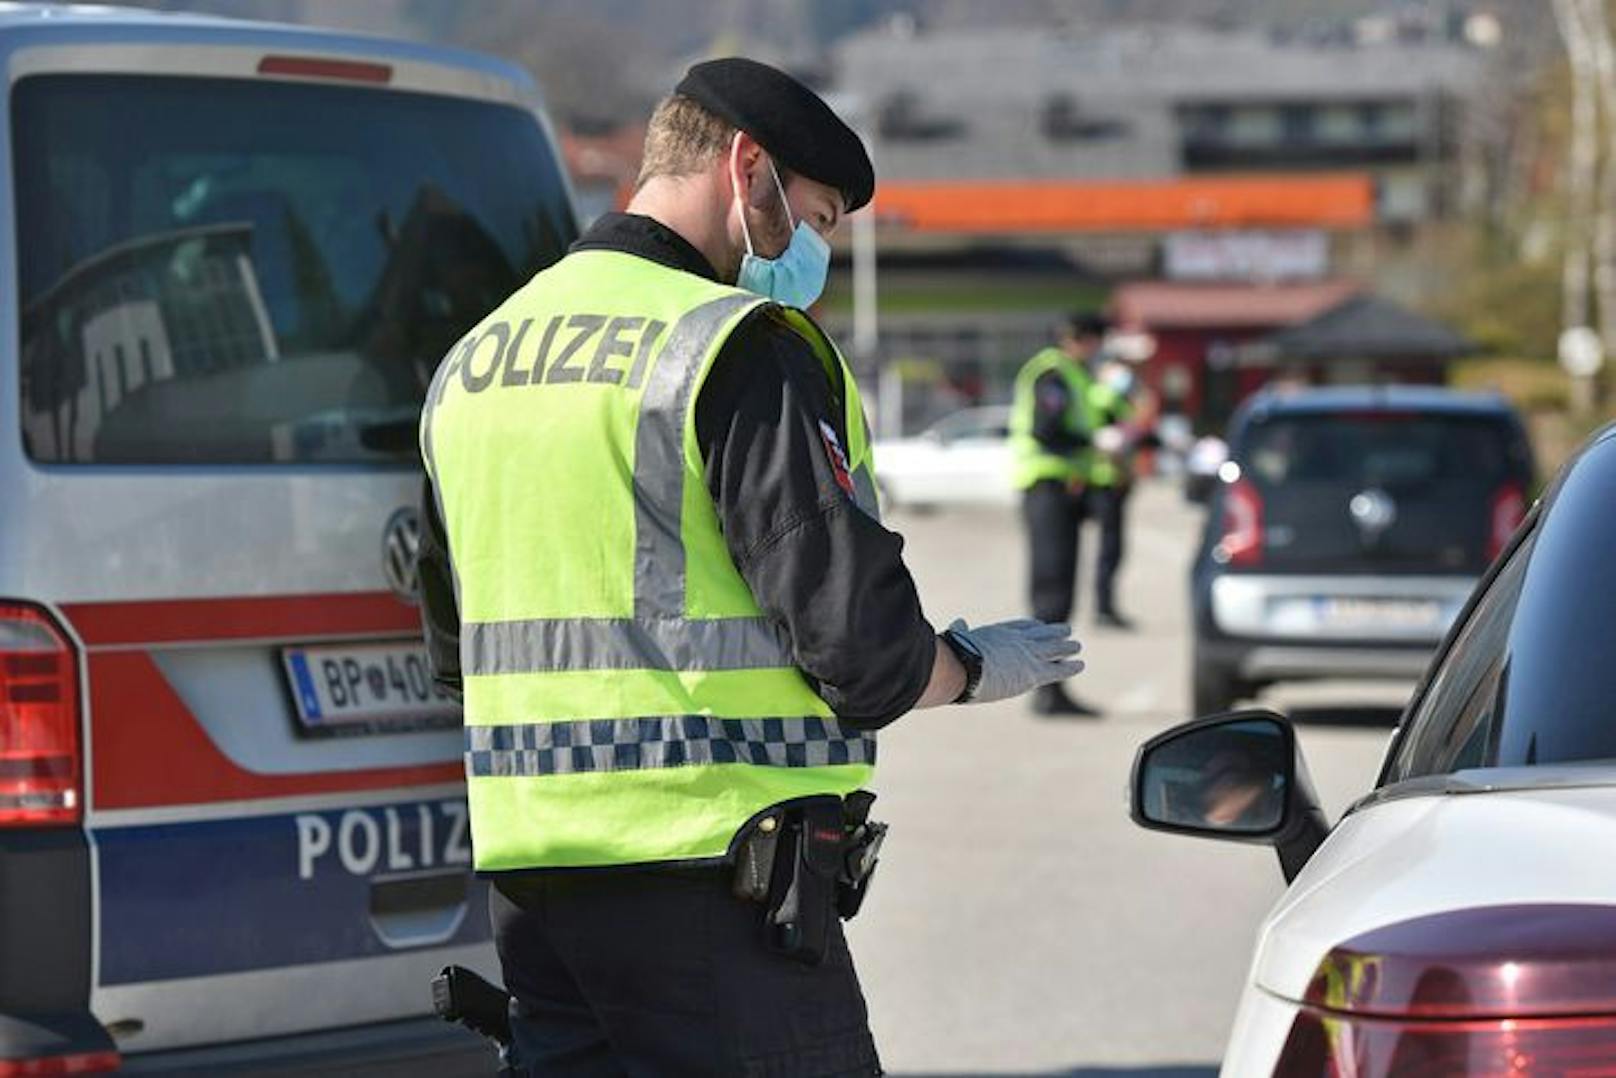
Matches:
[948,618,1084,705]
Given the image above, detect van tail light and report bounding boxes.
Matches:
[1274,905,1616,1076]
[0,604,82,827]
[1488,483,1527,562]
[1216,479,1264,567]
[0,1051,121,1076]
[257,55,392,84]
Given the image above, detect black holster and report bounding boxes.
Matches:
[431,964,512,1048]
[732,793,888,966]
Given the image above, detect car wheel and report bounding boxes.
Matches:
[1192,660,1242,717]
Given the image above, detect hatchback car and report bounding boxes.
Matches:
[0,6,575,1073]
[870,405,1014,510]
[1134,420,1616,1075]
[1190,386,1533,715]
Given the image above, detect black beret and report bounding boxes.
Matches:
[1064,312,1112,339]
[676,57,875,212]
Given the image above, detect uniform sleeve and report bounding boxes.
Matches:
[1031,370,1090,452]
[417,476,463,701]
[694,311,937,730]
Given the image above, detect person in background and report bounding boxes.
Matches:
[1008,314,1108,716]
[1086,347,1145,631]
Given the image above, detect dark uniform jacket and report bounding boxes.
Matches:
[418,212,938,729]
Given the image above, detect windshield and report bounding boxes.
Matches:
[14,74,576,465]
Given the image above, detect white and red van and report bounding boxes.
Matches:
[0,6,576,1072]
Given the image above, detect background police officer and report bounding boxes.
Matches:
[417,58,1085,1076]
[1009,314,1106,716]
[1086,349,1141,630]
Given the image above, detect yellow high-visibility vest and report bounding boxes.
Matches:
[1009,348,1095,489]
[421,250,880,871]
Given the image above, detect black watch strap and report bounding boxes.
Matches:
[939,628,984,704]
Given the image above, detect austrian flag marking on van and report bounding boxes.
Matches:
[819,420,856,496]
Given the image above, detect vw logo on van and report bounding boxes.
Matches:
[382,507,422,603]
[1349,489,1397,537]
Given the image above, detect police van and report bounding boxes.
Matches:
[0,6,576,1072]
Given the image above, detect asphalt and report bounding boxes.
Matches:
[853,483,1405,1075]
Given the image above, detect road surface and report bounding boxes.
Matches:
[854,483,1409,1076]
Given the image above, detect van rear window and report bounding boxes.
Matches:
[13,74,576,465]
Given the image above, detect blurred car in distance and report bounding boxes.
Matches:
[1133,420,1616,1076]
[872,405,1015,511]
[1189,386,1532,715]
[0,6,575,1073]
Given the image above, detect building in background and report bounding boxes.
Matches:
[1110,281,1471,430]
[838,20,1494,226]
[824,17,1503,432]
[560,124,647,227]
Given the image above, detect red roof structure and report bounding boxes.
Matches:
[1110,280,1362,329]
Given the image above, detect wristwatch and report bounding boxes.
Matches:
[938,628,984,704]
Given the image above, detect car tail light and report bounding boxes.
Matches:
[1274,905,1616,1077]
[1216,479,1264,567]
[1488,483,1527,562]
[0,604,82,826]
[257,55,392,84]
[0,1051,121,1076]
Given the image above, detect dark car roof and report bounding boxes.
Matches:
[1240,385,1517,421]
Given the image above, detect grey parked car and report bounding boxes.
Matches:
[1189,387,1533,715]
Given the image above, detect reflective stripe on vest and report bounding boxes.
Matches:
[633,293,758,618]
[465,717,876,776]
[422,250,879,870]
[463,616,789,673]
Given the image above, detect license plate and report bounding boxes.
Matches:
[282,643,458,736]
[1314,597,1443,631]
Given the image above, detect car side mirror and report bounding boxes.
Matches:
[1130,709,1329,883]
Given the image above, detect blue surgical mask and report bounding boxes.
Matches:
[733,141,831,309]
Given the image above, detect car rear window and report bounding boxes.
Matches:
[1239,413,1522,488]
[13,74,576,465]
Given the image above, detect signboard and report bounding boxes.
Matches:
[1165,230,1330,282]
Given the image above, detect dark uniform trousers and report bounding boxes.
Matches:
[1088,484,1129,617]
[490,868,882,1077]
[1023,479,1087,624]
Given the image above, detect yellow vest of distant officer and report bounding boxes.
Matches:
[1009,347,1097,489]
[421,249,881,871]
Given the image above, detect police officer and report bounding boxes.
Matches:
[1009,314,1105,716]
[417,58,1085,1076]
[1086,351,1140,630]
